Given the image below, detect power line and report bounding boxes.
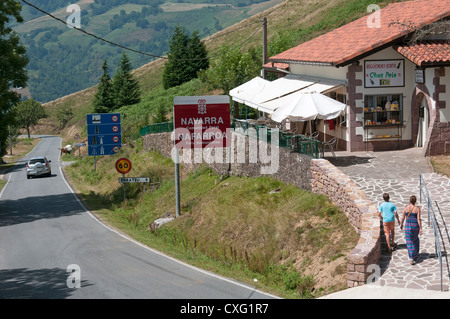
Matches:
[204,0,284,44]
[20,0,167,59]
[20,0,269,86]
[20,0,266,62]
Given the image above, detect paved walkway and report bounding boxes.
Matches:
[328,147,450,293]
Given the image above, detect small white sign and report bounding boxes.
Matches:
[119,177,150,183]
[415,69,425,84]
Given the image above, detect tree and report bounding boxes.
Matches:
[189,31,209,79]
[199,43,260,94]
[92,60,114,113]
[13,98,47,138]
[56,105,74,128]
[162,26,209,89]
[199,30,295,92]
[0,0,28,159]
[151,104,167,124]
[112,52,141,108]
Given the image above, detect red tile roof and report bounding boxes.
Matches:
[262,61,289,70]
[395,40,450,66]
[269,0,450,67]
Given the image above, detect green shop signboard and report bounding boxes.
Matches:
[364,59,405,88]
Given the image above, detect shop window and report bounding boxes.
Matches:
[364,94,403,126]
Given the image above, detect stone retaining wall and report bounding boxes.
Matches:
[310,160,381,287]
[142,131,380,287]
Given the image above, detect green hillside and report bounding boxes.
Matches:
[13,0,283,102]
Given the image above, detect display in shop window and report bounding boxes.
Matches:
[363,94,403,127]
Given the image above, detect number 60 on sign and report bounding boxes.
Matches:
[115,158,132,174]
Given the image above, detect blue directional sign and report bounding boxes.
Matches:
[87,113,122,156]
[87,113,120,125]
[87,124,121,135]
[87,134,122,145]
[88,144,121,156]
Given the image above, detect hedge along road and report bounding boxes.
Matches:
[0,135,277,299]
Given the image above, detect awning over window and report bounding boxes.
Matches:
[230,75,345,114]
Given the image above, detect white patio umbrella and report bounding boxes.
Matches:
[271,90,346,123]
[229,77,270,105]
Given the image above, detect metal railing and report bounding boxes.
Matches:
[140,119,324,158]
[140,121,174,136]
[231,118,323,158]
[419,174,450,291]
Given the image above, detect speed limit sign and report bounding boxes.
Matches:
[115,158,132,174]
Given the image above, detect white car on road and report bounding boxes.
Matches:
[26,157,52,179]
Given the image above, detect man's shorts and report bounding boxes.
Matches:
[383,221,395,234]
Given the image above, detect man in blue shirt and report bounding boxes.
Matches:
[378,193,400,253]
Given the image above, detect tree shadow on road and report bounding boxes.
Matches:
[0,193,86,227]
[0,267,93,299]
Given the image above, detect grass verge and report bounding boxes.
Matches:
[430,155,450,178]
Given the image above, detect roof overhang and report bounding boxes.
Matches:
[394,39,450,68]
[268,59,334,67]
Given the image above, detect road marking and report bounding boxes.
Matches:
[0,172,13,200]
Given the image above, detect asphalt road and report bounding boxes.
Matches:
[0,135,276,299]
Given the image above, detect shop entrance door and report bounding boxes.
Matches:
[416,98,429,148]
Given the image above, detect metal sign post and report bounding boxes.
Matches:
[175,148,180,218]
[123,173,126,201]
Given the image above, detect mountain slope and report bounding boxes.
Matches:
[14,0,284,102]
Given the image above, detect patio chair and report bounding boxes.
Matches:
[323,137,337,157]
[311,131,319,140]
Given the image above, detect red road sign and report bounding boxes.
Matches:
[174,96,230,149]
[115,158,132,174]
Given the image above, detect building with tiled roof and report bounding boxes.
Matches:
[269,0,449,67]
[261,0,450,155]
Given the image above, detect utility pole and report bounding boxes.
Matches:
[261,17,267,79]
[9,125,12,156]
[173,132,180,218]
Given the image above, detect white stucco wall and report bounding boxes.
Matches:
[355,47,417,141]
[289,64,347,81]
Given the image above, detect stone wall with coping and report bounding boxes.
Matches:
[142,131,380,287]
[310,160,381,287]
